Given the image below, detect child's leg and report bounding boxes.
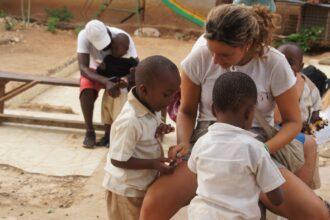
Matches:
[98,92,114,147]
[295,134,317,188]
[106,191,143,220]
[99,90,128,147]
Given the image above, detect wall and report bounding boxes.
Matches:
[0,0,213,31]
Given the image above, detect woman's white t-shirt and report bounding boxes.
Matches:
[181,36,296,127]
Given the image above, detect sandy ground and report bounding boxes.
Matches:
[0,24,330,220]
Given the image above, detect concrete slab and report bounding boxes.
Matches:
[0,71,109,176]
[0,123,107,176]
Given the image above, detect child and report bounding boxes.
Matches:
[97,33,138,82]
[276,43,323,133]
[97,33,139,147]
[276,43,323,188]
[103,55,180,220]
[188,72,284,220]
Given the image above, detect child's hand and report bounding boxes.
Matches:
[106,81,121,98]
[155,123,175,139]
[152,157,175,175]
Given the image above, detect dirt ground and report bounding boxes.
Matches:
[0,22,330,220]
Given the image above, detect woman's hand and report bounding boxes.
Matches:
[168,142,192,161]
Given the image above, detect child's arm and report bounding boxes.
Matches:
[111,157,175,175]
[265,187,284,206]
[255,144,285,206]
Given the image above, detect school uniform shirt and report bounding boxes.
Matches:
[181,35,296,128]
[188,123,285,220]
[77,26,138,69]
[299,76,322,123]
[103,89,162,198]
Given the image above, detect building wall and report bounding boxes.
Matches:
[0,0,213,30]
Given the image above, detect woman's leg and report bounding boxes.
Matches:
[261,168,328,220]
[140,162,197,220]
[295,135,317,187]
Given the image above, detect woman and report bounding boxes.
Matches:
[140,5,329,220]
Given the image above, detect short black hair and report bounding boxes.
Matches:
[135,55,179,87]
[277,42,303,65]
[113,33,129,47]
[212,72,257,112]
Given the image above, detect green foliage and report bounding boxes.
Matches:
[47,17,59,33]
[0,10,6,18]
[45,7,73,22]
[95,2,108,18]
[275,27,324,52]
[45,7,73,33]
[5,20,15,31]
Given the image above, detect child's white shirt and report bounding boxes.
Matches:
[188,123,285,220]
[103,89,162,198]
[299,76,322,122]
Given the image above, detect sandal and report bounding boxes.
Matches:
[96,135,109,148]
[83,130,96,149]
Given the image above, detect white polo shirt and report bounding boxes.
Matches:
[103,89,162,198]
[77,26,138,69]
[188,123,285,220]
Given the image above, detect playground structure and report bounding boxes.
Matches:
[162,0,206,27]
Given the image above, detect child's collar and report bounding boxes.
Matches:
[128,88,156,117]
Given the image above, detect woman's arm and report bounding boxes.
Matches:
[175,71,201,152]
[267,85,302,154]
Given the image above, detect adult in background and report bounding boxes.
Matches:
[77,19,138,148]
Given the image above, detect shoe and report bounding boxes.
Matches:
[96,135,109,148]
[83,130,96,149]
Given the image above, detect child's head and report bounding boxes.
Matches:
[277,43,304,75]
[135,55,181,112]
[212,72,257,129]
[110,33,130,58]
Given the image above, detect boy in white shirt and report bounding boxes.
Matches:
[103,55,180,220]
[188,72,284,220]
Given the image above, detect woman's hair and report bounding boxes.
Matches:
[205,4,277,57]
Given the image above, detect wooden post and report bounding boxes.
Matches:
[0,80,7,124]
[0,80,7,114]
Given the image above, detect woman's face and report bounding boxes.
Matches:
[207,39,247,68]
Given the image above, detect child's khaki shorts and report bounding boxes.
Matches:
[101,89,128,125]
[106,191,143,220]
